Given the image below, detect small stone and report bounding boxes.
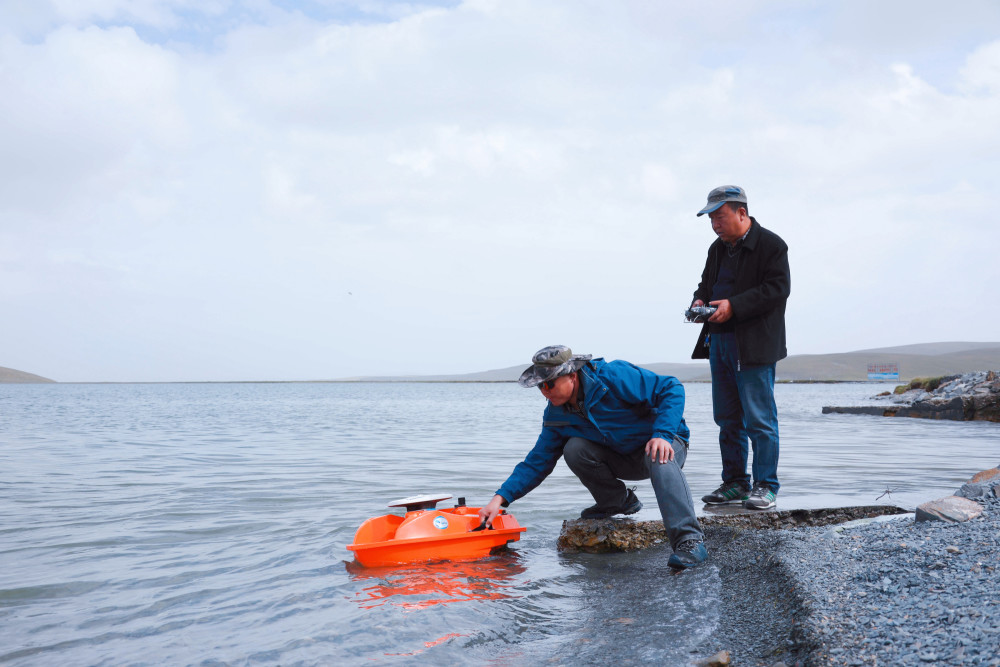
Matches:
[694,650,731,666]
[946,546,961,554]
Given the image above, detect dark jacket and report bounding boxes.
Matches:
[496,358,689,504]
[691,217,790,365]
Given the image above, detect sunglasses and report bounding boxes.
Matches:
[540,377,565,391]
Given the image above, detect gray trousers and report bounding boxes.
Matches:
[563,436,703,549]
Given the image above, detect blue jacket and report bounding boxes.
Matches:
[496,358,689,504]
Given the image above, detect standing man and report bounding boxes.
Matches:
[691,185,790,510]
[479,345,707,569]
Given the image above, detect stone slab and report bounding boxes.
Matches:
[557,505,909,553]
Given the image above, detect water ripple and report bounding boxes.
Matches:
[1,382,997,664]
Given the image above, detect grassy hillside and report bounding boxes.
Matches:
[0,366,55,383]
[10,342,997,384]
[775,346,1000,381]
[347,342,1000,383]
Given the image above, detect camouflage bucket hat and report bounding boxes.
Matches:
[517,345,592,388]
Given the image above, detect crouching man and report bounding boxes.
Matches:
[479,345,707,569]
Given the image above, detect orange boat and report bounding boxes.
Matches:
[346,494,526,567]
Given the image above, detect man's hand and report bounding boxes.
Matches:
[645,437,675,464]
[708,299,733,323]
[478,494,506,527]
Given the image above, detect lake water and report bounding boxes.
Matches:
[2,381,998,665]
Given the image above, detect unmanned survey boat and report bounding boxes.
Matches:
[346,494,526,567]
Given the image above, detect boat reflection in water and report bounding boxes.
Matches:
[346,551,526,611]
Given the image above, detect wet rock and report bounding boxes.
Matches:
[557,506,908,553]
[970,467,1000,484]
[956,481,999,500]
[557,517,667,553]
[957,467,1000,500]
[915,496,983,523]
[821,405,899,417]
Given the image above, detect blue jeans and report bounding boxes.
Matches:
[563,436,703,548]
[709,332,780,493]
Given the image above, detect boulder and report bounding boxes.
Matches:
[970,467,1000,484]
[915,496,983,523]
[956,482,998,500]
[970,391,1000,422]
[956,466,1000,500]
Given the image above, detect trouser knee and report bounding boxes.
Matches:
[563,437,599,473]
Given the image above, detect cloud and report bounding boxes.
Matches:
[1,0,999,381]
[960,39,1000,94]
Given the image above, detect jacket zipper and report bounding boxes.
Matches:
[735,245,743,371]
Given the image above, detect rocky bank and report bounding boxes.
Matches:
[823,370,1000,422]
[557,465,1000,666]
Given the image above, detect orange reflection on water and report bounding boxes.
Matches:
[347,552,526,611]
[383,632,467,657]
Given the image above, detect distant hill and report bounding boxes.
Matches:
[0,366,55,383]
[847,341,999,356]
[775,343,1000,381]
[345,342,1000,383]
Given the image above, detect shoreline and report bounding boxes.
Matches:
[690,469,1000,666]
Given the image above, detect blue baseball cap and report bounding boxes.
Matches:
[697,185,748,216]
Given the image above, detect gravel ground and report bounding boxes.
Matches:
[692,493,1000,666]
[779,495,1000,666]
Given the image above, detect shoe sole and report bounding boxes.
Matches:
[743,501,776,510]
[668,558,704,570]
[701,497,749,505]
[581,501,642,520]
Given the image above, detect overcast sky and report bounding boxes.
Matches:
[2,0,998,382]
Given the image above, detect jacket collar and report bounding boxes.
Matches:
[577,360,607,408]
[742,217,761,251]
[712,216,761,254]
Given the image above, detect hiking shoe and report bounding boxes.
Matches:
[701,480,750,505]
[668,539,708,569]
[743,483,777,510]
[580,487,642,519]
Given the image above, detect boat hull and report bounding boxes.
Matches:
[347,506,525,567]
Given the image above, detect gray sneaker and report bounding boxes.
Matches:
[701,480,750,505]
[743,483,777,510]
[668,539,708,569]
